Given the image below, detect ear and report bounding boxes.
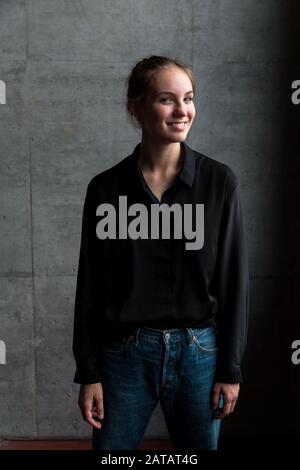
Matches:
[132,100,145,124]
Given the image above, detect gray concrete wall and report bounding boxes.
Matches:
[0,0,299,441]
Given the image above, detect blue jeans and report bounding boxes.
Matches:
[92,326,222,450]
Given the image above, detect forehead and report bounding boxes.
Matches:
[149,66,193,94]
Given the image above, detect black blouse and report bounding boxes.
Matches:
[72,140,249,384]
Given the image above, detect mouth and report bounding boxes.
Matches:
[167,121,189,129]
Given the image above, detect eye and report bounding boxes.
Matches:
[160,97,172,103]
[159,96,194,103]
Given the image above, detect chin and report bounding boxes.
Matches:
[153,129,188,144]
[167,133,188,142]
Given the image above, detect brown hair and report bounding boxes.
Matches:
[126,55,196,128]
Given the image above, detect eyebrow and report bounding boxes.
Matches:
[154,90,194,97]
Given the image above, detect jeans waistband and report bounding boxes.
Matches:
[131,326,196,346]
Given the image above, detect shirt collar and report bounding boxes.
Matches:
[130,140,196,189]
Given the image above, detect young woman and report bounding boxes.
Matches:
[72,55,249,450]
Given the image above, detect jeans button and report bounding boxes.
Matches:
[165,333,170,340]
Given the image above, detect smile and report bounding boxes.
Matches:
[167,122,188,128]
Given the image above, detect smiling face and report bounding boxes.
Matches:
[134,65,196,144]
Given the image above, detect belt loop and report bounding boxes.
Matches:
[186,328,194,347]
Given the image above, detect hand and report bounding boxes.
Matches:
[78,382,104,429]
[211,382,240,419]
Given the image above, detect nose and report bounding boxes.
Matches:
[173,100,188,116]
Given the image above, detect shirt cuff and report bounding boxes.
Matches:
[73,367,101,385]
[214,364,243,384]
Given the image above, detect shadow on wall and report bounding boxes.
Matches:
[220,0,300,442]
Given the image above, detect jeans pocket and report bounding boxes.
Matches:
[191,327,218,353]
[101,334,135,353]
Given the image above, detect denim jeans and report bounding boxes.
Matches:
[92,326,222,450]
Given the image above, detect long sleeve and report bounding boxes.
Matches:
[210,172,250,383]
[72,179,102,384]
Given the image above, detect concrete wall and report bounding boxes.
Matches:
[0,0,299,440]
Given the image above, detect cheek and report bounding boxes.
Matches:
[152,106,169,122]
[189,106,196,120]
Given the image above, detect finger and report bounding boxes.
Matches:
[80,400,102,429]
[212,406,222,419]
[92,408,100,418]
[230,398,238,414]
[217,398,232,419]
[96,397,104,420]
[85,408,102,429]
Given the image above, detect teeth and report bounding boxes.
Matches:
[168,122,187,128]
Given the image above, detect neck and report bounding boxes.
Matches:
[138,137,184,174]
